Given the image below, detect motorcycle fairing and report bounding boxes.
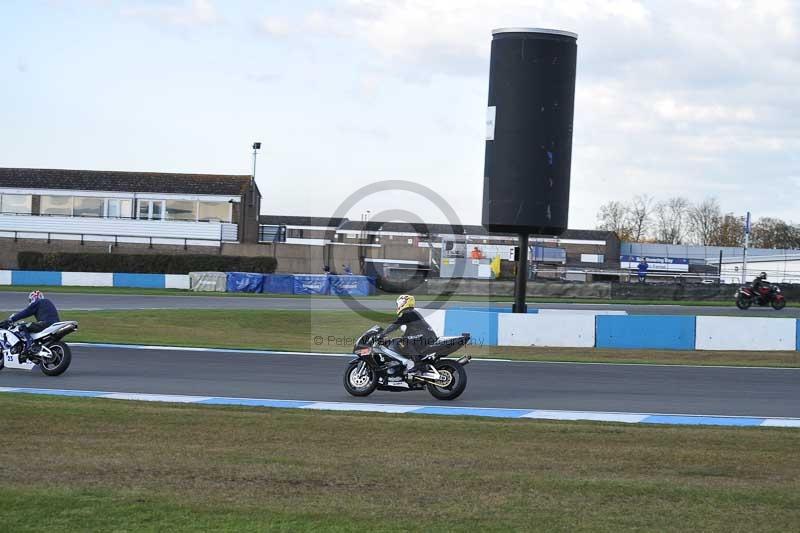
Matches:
[30,321,79,341]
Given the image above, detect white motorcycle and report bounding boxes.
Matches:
[0,320,78,376]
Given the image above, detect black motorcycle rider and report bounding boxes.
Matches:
[752,272,769,296]
[382,294,437,376]
[5,290,60,363]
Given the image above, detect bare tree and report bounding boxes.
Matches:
[711,213,744,247]
[596,201,632,240]
[626,194,652,242]
[687,198,721,245]
[751,217,800,249]
[653,197,689,244]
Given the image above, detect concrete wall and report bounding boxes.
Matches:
[498,314,596,347]
[596,316,696,350]
[695,316,796,351]
[433,310,800,351]
[0,269,189,289]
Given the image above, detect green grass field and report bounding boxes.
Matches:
[28,309,794,367]
[4,284,793,307]
[0,394,798,532]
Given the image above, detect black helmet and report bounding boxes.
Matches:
[760,272,767,280]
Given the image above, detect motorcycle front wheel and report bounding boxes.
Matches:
[427,360,467,401]
[735,295,752,310]
[39,342,72,376]
[343,360,377,397]
[772,299,786,311]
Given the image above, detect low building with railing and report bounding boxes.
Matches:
[0,167,261,248]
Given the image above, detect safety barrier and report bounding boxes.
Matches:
[596,316,696,350]
[424,309,800,351]
[236,273,376,296]
[695,316,796,351]
[0,269,190,290]
[0,269,374,295]
[499,313,596,347]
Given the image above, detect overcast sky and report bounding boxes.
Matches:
[2,0,798,230]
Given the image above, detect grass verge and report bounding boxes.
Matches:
[48,309,800,367]
[1,394,798,532]
[4,284,795,307]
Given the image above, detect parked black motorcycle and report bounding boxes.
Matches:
[343,325,471,401]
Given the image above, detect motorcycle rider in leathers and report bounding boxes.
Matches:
[5,290,60,363]
[752,272,769,299]
[382,295,437,377]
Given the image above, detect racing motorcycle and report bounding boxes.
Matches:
[343,325,471,401]
[735,283,786,310]
[0,319,78,376]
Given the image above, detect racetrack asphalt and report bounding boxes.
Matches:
[1,345,798,418]
[0,291,796,317]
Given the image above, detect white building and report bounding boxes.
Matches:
[0,167,262,247]
[719,254,800,285]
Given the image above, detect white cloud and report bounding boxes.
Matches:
[258,16,290,37]
[653,99,755,123]
[265,0,799,226]
[121,0,219,27]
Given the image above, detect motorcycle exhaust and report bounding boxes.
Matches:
[456,354,472,366]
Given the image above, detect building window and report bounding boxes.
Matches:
[40,195,74,216]
[165,200,197,221]
[106,199,132,219]
[0,194,32,214]
[198,201,230,222]
[73,197,104,217]
[137,200,165,221]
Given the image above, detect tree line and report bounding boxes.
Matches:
[596,196,800,249]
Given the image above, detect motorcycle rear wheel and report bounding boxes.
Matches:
[40,342,72,376]
[427,360,467,401]
[772,299,786,311]
[343,361,377,397]
[735,295,752,310]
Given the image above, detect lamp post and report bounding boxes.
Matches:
[252,142,261,178]
[360,210,371,240]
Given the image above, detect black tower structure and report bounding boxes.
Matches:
[482,28,578,312]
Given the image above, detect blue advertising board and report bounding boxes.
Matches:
[292,274,330,295]
[620,255,690,272]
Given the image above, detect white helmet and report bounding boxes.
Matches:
[28,290,44,303]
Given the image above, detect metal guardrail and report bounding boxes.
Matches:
[526,267,800,285]
[0,210,231,223]
[2,228,224,250]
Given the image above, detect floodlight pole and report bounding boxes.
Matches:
[513,233,529,313]
[742,211,751,284]
[252,142,262,179]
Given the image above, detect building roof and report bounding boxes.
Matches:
[275,216,616,241]
[338,220,484,235]
[0,167,255,197]
[259,215,348,227]
[339,220,613,240]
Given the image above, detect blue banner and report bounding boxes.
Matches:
[226,272,265,293]
[262,274,294,294]
[329,275,375,296]
[292,274,330,295]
